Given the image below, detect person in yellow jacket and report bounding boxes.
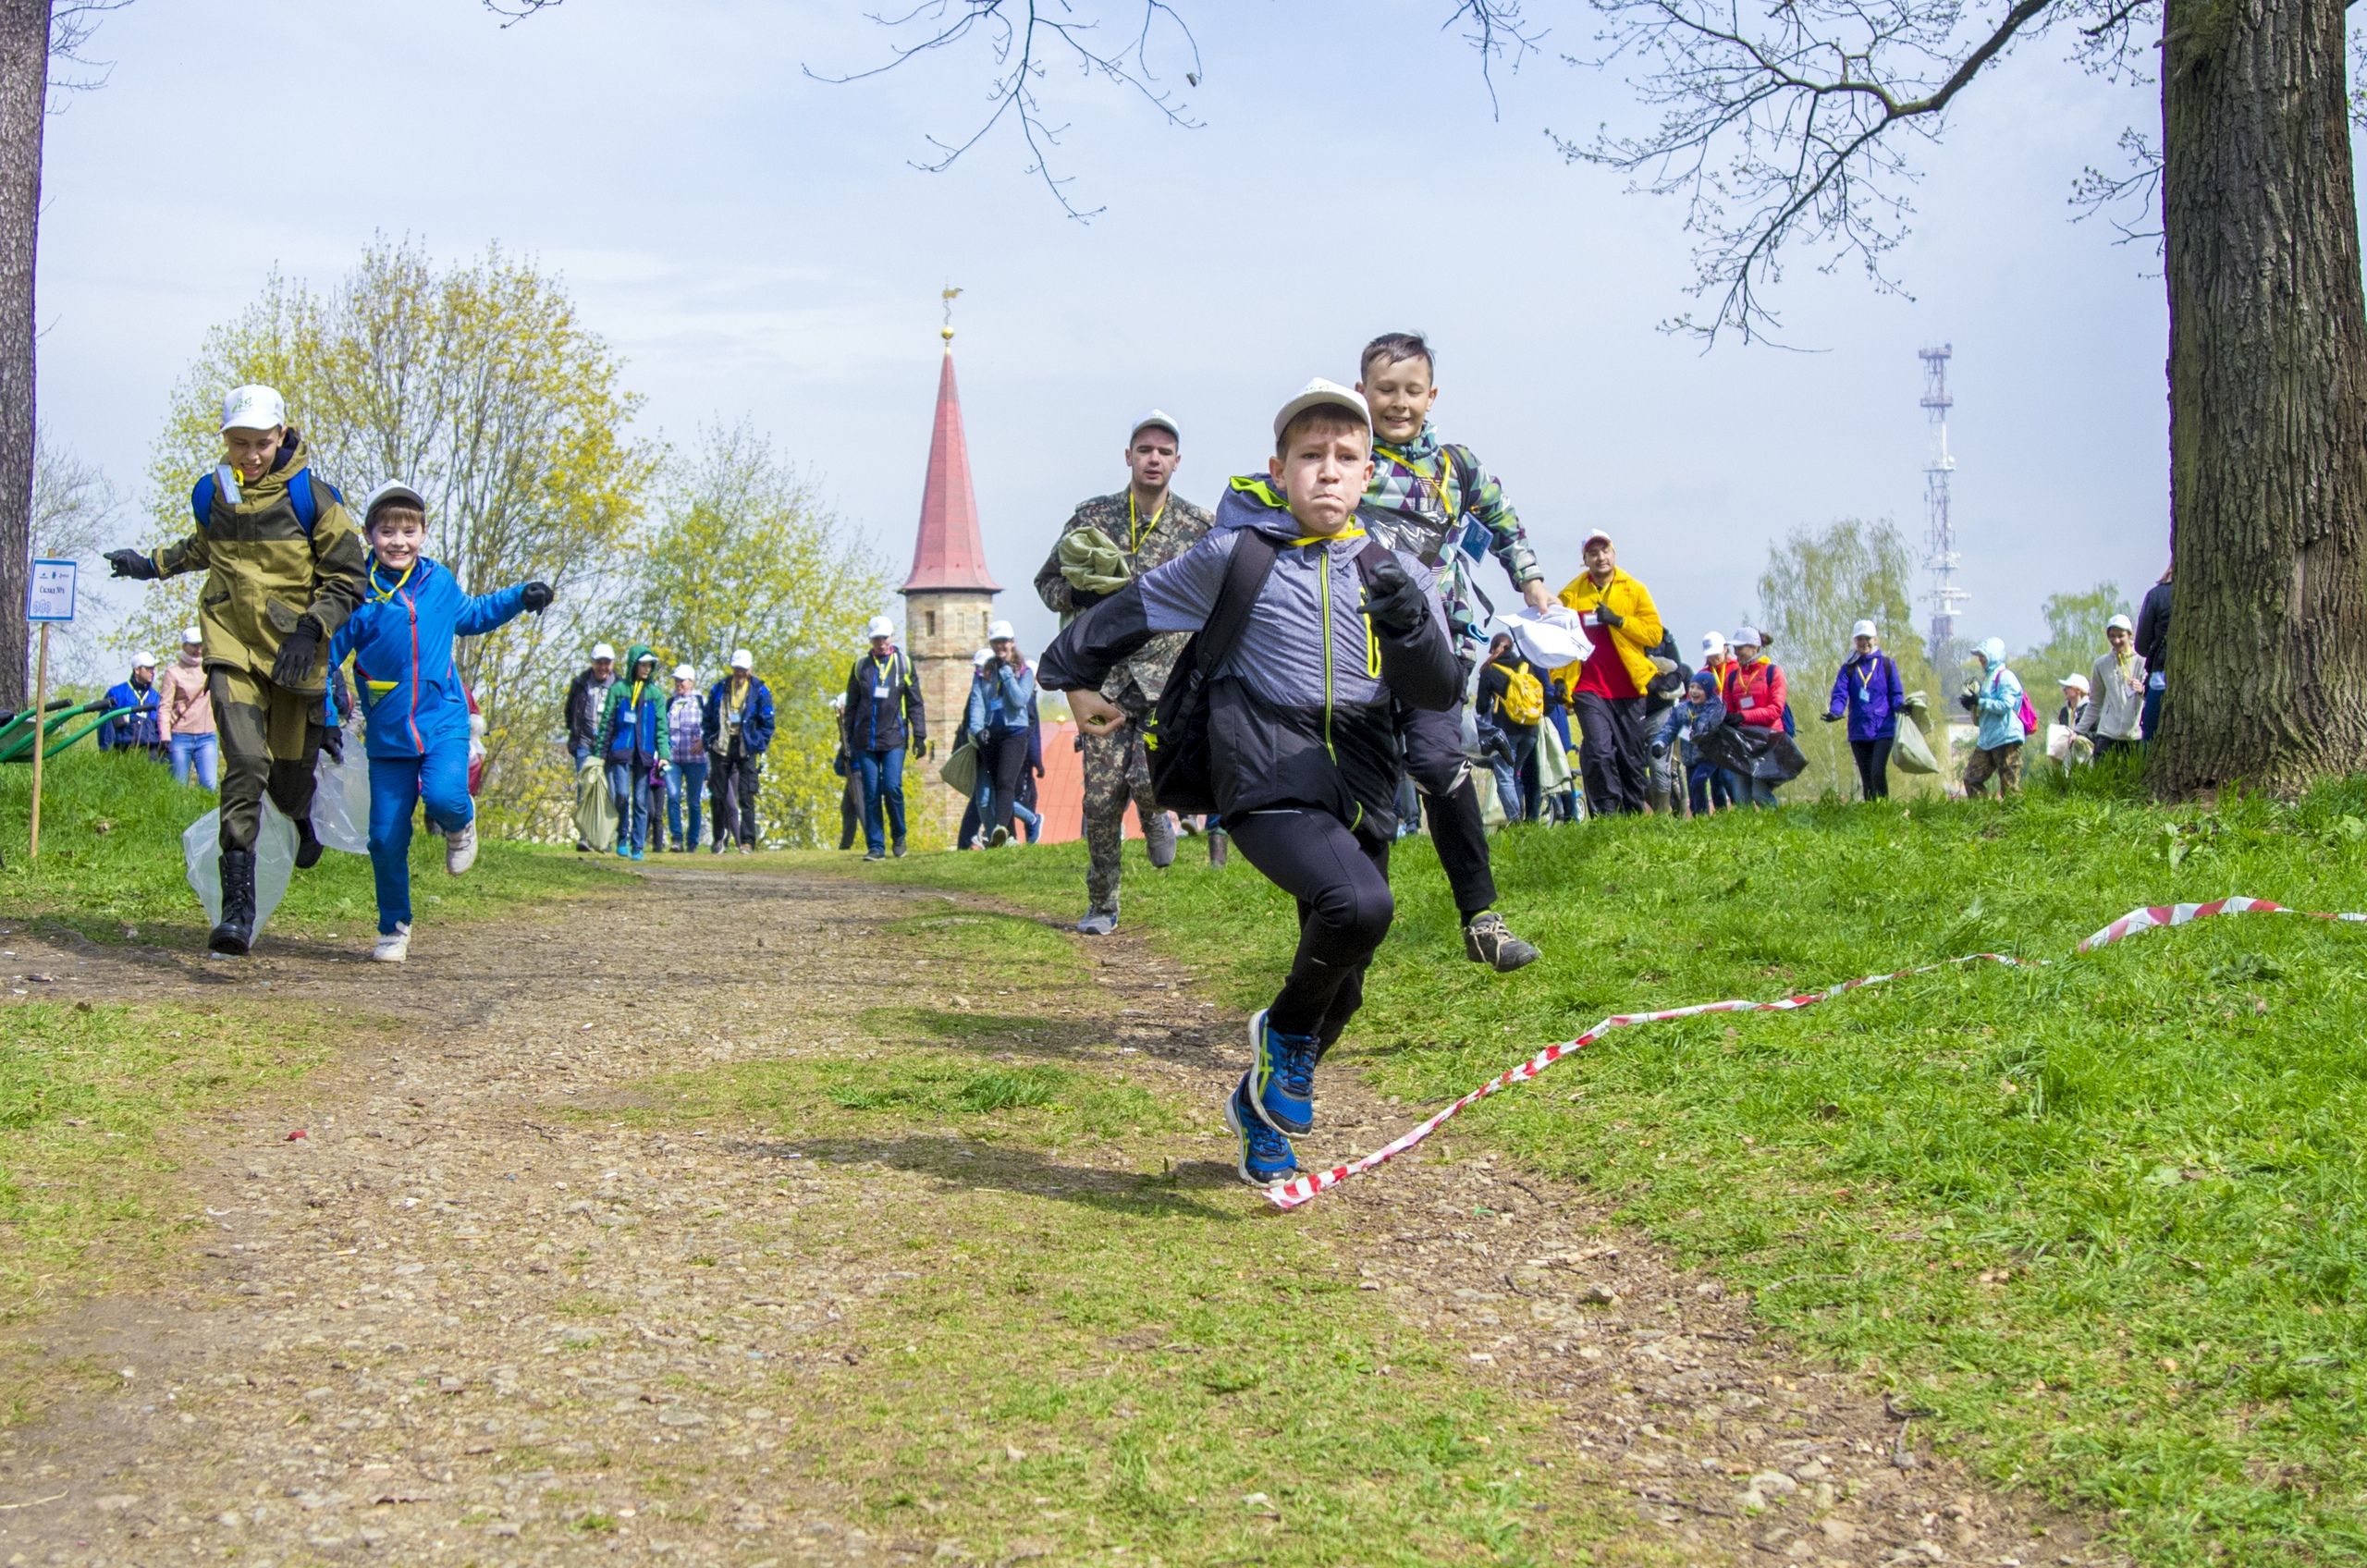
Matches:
[105,385,368,957]
[1555,529,1664,815]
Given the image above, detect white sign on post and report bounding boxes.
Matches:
[27,558,77,623]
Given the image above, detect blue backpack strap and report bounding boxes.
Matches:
[288,472,318,533]
[190,473,216,528]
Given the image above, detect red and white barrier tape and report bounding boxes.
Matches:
[1268,895,2341,1210]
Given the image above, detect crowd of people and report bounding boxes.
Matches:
[562,643,775,861]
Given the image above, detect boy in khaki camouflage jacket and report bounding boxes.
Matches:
[107,385,367,957]
[1033,411,1216,933]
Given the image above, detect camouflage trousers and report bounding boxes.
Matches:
[1082,721,1157,916]
[210,667,327,854]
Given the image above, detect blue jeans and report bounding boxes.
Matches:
[857,747,906,855]
[607,761,655,853]
[169,731,219,790]
[1725,770,1778,808]
[368,748,472,935]
[668,758,709,848]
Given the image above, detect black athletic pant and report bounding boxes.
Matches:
[1572,692,1648,815]
[1224,809,1392,1045]
[979,728,1030,840]
[711,745,761,847]
[1398,702,1496,923]
[1849,735,1894,801]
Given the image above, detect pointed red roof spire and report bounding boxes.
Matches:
[901,339,1000,594]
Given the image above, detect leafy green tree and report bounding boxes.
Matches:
[128,240,656,837]
[630,420,891,850]
[1755,517,1939,801]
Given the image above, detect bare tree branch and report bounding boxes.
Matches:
[1440,1,1550,117]
[48,1,132,101]
[2070,125,2163,259]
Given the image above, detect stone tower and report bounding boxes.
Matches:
[900,326,1000,841]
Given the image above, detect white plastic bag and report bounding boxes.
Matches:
[184,802,300,937]
[1502,605,1592,671]
[311,722,373,855]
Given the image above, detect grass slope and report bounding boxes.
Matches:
[789,774,2367,1566]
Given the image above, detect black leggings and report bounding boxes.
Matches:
[980,729,1030,839]
[1223,809,1392,1043]
[1850,735,1894,801]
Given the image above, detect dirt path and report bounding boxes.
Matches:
[0,865,2118,1567]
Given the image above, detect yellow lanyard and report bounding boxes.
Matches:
[1128,489,1165,554]
[367,558,418,604]
[1376,445,1458,524]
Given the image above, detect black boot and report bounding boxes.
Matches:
[211,850,257,957]
[294,820,323,870]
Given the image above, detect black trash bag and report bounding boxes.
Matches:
[1696,718,1809,784]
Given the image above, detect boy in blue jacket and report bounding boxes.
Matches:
[329,483,552,962]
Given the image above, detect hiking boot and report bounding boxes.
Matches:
[372,923,411,963]
[1075,909,1117,937]
[1146,811,1177,869]
[294,821,324,871]
[1464,911,1541,973]
[1247,1009,1317,1136]
[1224,1073,1298,1188]
[445,822,478,876]
[1208,828,1229,868]
[210,850,257,958]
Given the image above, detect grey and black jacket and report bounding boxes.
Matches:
[1039,475,1460,841]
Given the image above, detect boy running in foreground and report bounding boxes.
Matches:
[329,482,552,962]
[1041,381,1460,1185]
[1355,334,1549,972]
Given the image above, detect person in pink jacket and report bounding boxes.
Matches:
[157,627,218,789]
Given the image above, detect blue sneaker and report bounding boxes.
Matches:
[1224,1073,1297,1187]
[614,844,631,858]
[1247,1008,1316,1136]
[631,849,645,861]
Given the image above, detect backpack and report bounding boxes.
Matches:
[190,466,339,533]
[1491,661,1545,726]
[2017,688,2040,738]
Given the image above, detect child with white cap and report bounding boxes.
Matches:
[1042,379,1460,1186]
[104,384,369,955]
[328,480,553,961]
[704,647,776,854]
[1822,619,1907,801]
[159,626,218,788]
[2076,613,2147,755]
[664,663,707,852]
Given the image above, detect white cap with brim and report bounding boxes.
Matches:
[182,626,202,644]
[592,643,616,662]
[1583,529,1614,548]
[220,384,287,433]
[362,479,426,523]
[2061,673,2091,692]
[730,648,754,670]
[673,664,695,681]
[1731,627,1763,648]
[132,654,155,669]
[1852,619,1878,640]
[865,615,895,641]
[1131,410,1180,443]
[988,620,1014,642]
[1271,379,1369,440]
[1700,631,1726,655]
[973,647,993,668]
[2107,613,2134,632]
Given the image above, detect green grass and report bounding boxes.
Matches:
[0,997,338,1328]
[578,934,1665,1567]
[0,744,630,943]
[783,772,2367,1566]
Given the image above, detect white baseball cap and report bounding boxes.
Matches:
[1583,529,1615,548]
[181,626,202,644]
[1851,619,1879,640]
[730,648,754,670]
[362,479,426,523]
[673,664,695,681]
[2106,613,2134,632]
[1131,410,1180,444]
[988,619,1014,642]
[131,653,155,669]
[1700,631,1726,655]
[592,643,616,661]
[1731,626,1763,648]
[1271,378,1369,440]
[973,647,993,668]
[2060,672,2091,692]
[220,384,287,433]
[865,615,895,641]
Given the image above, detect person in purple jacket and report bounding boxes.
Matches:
[329,482,552,962]
[1822,619,1907,801]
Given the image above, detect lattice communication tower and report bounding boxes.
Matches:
[1919,345,1968,668]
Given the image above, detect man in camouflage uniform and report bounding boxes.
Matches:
[1356,332,1550,973]
[1033,411,1215,935]
[107,385,367,958]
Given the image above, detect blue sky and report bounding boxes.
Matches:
[37,0,2171,670]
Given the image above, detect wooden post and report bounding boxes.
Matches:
[26,619,46,859]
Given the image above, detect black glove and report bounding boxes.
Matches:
[1593,602,1625,629]
[320,726,345,765]
[1821,712,1841,724]
[105,549,157,581]
[1363,555,1429,636]
[521,582,555,613]
[1957,691,1978,715]
[272,614,325,690]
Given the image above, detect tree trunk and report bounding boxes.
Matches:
[0,0,45,712]
[2152,0,2367,798]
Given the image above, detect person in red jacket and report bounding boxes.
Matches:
[1719,627,1786,808]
